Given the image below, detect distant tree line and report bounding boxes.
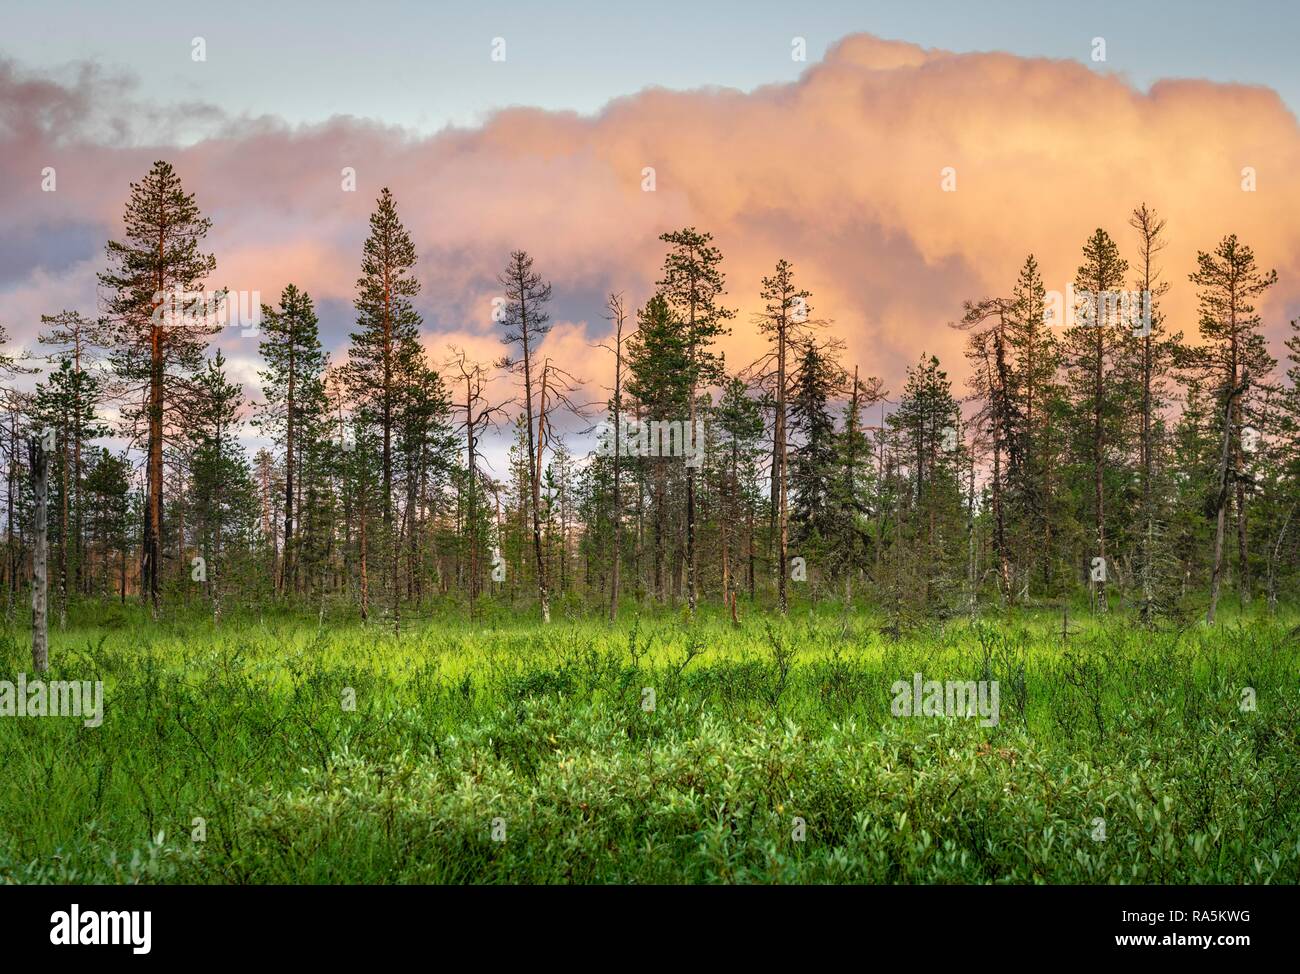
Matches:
[3,161,1298,628]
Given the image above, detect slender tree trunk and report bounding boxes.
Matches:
[466,377,479,619]
[1228,299,1251,606]
[145,322,163,613]
[59,425,68,628]
[519,289,550,623]
[1234,473,1251,604]
[1141,323,1154,613]
[7,406,15,617]
[1206,391,1236,624]
[31,438,49,674]
[609,307,624,622]
[282,343,295,596]
[747,504,756,601]
[776,318,788,615]
[358,485,370,621]
[685,280,699,617]
[1092,323,1106,611]
[653,461,664,602]
[724,440,738,624]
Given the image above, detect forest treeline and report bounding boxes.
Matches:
[3,161,1298,628]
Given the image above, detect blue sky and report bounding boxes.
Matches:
[6,0,1299,136]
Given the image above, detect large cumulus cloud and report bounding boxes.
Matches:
[4,34,1300,420]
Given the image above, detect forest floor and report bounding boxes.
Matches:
[1,601,1298,883]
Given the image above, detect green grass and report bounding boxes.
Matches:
[1,602,1298,883]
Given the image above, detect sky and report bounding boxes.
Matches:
[9,1,1300,132]
[3,0,1300,465]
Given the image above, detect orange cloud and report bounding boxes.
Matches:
[4,35,1300,417]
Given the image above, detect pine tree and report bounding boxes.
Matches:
[625,294,691,604]
[714,376,764,618]
[1259,317,1300,607]
[957,296,1020,597]
[1061,228,1130,610]
[345,188,424,625]
[32,358,108,624]
[1189,234,1277,620]
[397,353,454,607]
[82,448,130,599]
[497,250,556,623]
[657,228,733,615]
[883,354,965,625]
[755,259,815,614]
[257,284,329,597]
[789,338,843,561]
[1125,205,1184,621]
[1007,255,1068,593]
[831,367,884,597]
[38,310,110,597]
[189,350,257,622]
[100,160,219,610]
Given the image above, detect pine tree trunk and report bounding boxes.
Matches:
[519,284,550,624]
[31,438,49,674]
[776,319,788,615]
[609,335,622,623]
[1206,393,1236,624]
[1092,323,1106,612]
[282,343,295,596]
[359,488,369,621]
[145,321,164,614]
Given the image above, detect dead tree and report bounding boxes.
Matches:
[447,347,512,620]
[594,292,633,621]
[31,433,49,674]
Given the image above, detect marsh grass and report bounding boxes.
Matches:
[0,602,1297,883]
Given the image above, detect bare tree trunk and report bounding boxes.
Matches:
[1234,477,1251,604]
[7,403,17,619]
[519,304,550,624]
[59,429,68,628]
[31,437,49,674]
[686,393,697,616]
[844,368,861,602]
[724,440,739,625]
[653,460,664,602]
[721,467,733,621]
[747,504,756,602]
[73,334,84,597]
[776,318,788,615]
[358,488,369,622]
[607,295,625,622]
[1266,505,1294,614]
[530,363,551,622]
[1092,322,1107,613]
[1206,390,1237,624]
[281,343,295,596]
[1140,315,1154,615]
[144,323,163,614]
[466,378,479,619]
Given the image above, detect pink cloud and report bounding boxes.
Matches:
[3,34,1300,421]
